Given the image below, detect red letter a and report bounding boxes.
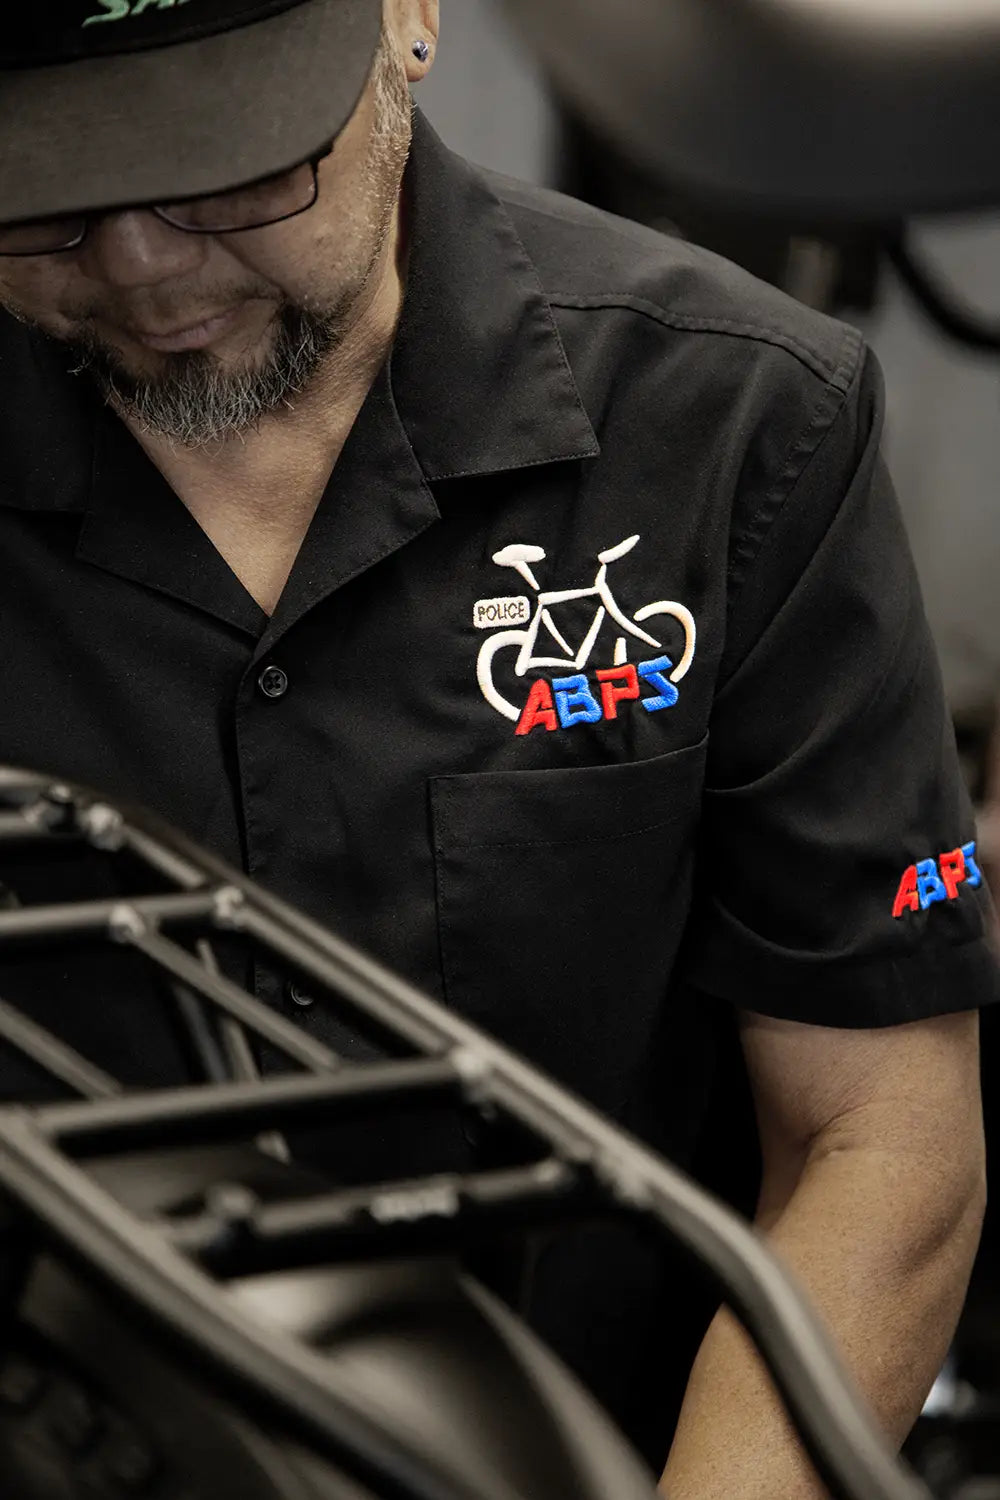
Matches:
[516,680,558,736]
[892,865,921,919]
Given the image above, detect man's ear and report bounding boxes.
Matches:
[395,0,440,84]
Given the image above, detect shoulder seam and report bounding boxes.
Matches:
[726,336,870,619]
[547,292,862,388]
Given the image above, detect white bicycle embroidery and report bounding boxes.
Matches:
[477,535,697,723]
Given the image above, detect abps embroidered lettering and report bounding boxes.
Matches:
[516,657,679,736]
[892,842,983,917]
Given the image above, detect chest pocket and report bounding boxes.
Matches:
[429,738,708,1117]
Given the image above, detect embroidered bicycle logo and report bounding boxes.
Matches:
[475,536,697,735]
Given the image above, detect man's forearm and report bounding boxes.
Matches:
[659,1141,985,1500]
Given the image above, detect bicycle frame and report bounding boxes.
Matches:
[511,566,665,676]
[0,768,931,1500]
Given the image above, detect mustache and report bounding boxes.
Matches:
[62,282,280,326]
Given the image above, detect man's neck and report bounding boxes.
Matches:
[122,209,407,615]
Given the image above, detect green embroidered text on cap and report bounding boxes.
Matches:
[84,0,198,26]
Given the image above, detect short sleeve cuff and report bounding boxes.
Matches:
[682,924,1000,1029]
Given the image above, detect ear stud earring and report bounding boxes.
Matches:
[412,39,430,63]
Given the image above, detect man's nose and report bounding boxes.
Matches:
[77,209,209,287]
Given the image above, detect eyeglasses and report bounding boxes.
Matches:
[0,145,334,258]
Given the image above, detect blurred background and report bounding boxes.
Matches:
[419,4,1000,1493]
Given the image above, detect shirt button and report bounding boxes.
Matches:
[258,665,289,700]
[286,980,315,1010]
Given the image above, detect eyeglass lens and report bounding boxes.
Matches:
[160,160,318,232]
[0,159,319,256]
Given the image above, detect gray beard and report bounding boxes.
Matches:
[67,301,342,448]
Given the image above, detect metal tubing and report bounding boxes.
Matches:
[117,822,211,891]
[0,890,221,943]
[0,813,56,842]
[241,906,452,1057]
[0,997,121,1100]
[123,927,343,1075]
[36,1059,461,1156]
[166,1160,584,1275]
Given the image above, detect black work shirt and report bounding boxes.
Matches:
[0,113,997,1461]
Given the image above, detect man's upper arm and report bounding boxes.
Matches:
[739,1008,986,1227]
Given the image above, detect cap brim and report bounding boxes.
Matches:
[0,0,383,223]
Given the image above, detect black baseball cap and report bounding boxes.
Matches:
[0,0,383,224]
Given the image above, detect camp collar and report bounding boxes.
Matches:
[390,109,600,483]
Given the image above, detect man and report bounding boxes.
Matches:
[0,2,993,1496]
